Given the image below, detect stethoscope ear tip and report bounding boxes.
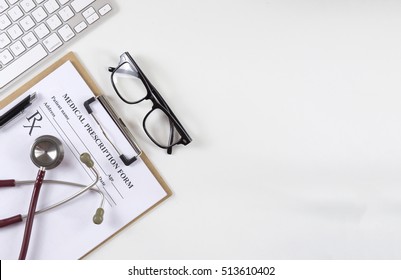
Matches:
[93,208,104,225]
[80,153,94,168]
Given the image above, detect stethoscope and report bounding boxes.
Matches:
[0,135,105,260]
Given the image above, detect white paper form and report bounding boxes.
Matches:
[0,61,168,259]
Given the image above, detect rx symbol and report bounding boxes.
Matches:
[23,111,43,136]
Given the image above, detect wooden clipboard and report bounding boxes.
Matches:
[1,52,172,259]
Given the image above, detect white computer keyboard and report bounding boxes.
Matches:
[0,0,113,89]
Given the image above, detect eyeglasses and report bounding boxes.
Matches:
[108,52,192,154]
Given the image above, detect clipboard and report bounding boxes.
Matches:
[0,52,172,259]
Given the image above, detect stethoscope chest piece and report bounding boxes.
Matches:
[30,135,64,170]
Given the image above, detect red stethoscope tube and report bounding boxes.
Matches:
[0,181,23,228]
[0,180,16,187]
[18,168,46,260]
[0,215,23,228]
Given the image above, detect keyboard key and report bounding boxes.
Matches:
[22,32,38,47]
[0,33,11,48]
[0,14,11,30]
[20,15,36,31]
[8,6,24,21]
[8,0,19,4]
[7,25,23,40]
[58,24,74,41]
[44,0,60,14]
[34,23,50,39]
[82,7,95,18]
[99,4,111,16]
[58,6,74,21]
[43,33,62,52]
[46,14,62,30]
[32,7,48,22]
[85,12,99,25]
[74,21,87,33]
[0,0,9,13]
[20,0,37,13]
[0,49,13,65]
[71,0,95,13]
[0,44,47,88]
[10,41,26,56]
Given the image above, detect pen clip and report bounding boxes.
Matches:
[0,92,37,128]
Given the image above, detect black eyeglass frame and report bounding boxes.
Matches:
[109,52,192,154]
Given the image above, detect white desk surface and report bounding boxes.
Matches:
[4,0,401,260]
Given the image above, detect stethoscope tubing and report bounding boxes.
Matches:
[32,166,102,217]
[19,167,46,260]
[0,166,103,226]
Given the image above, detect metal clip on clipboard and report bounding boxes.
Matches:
[84,95,142,166]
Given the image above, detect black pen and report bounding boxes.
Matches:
[0,93,37,128]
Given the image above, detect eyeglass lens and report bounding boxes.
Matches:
[144,108,182,148]
[112,62,148,103]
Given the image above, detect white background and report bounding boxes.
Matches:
[4,260,401,280]
[3,0,401,259]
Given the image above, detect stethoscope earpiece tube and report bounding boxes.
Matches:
[80,153,105,225]
[81,153,105,225]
